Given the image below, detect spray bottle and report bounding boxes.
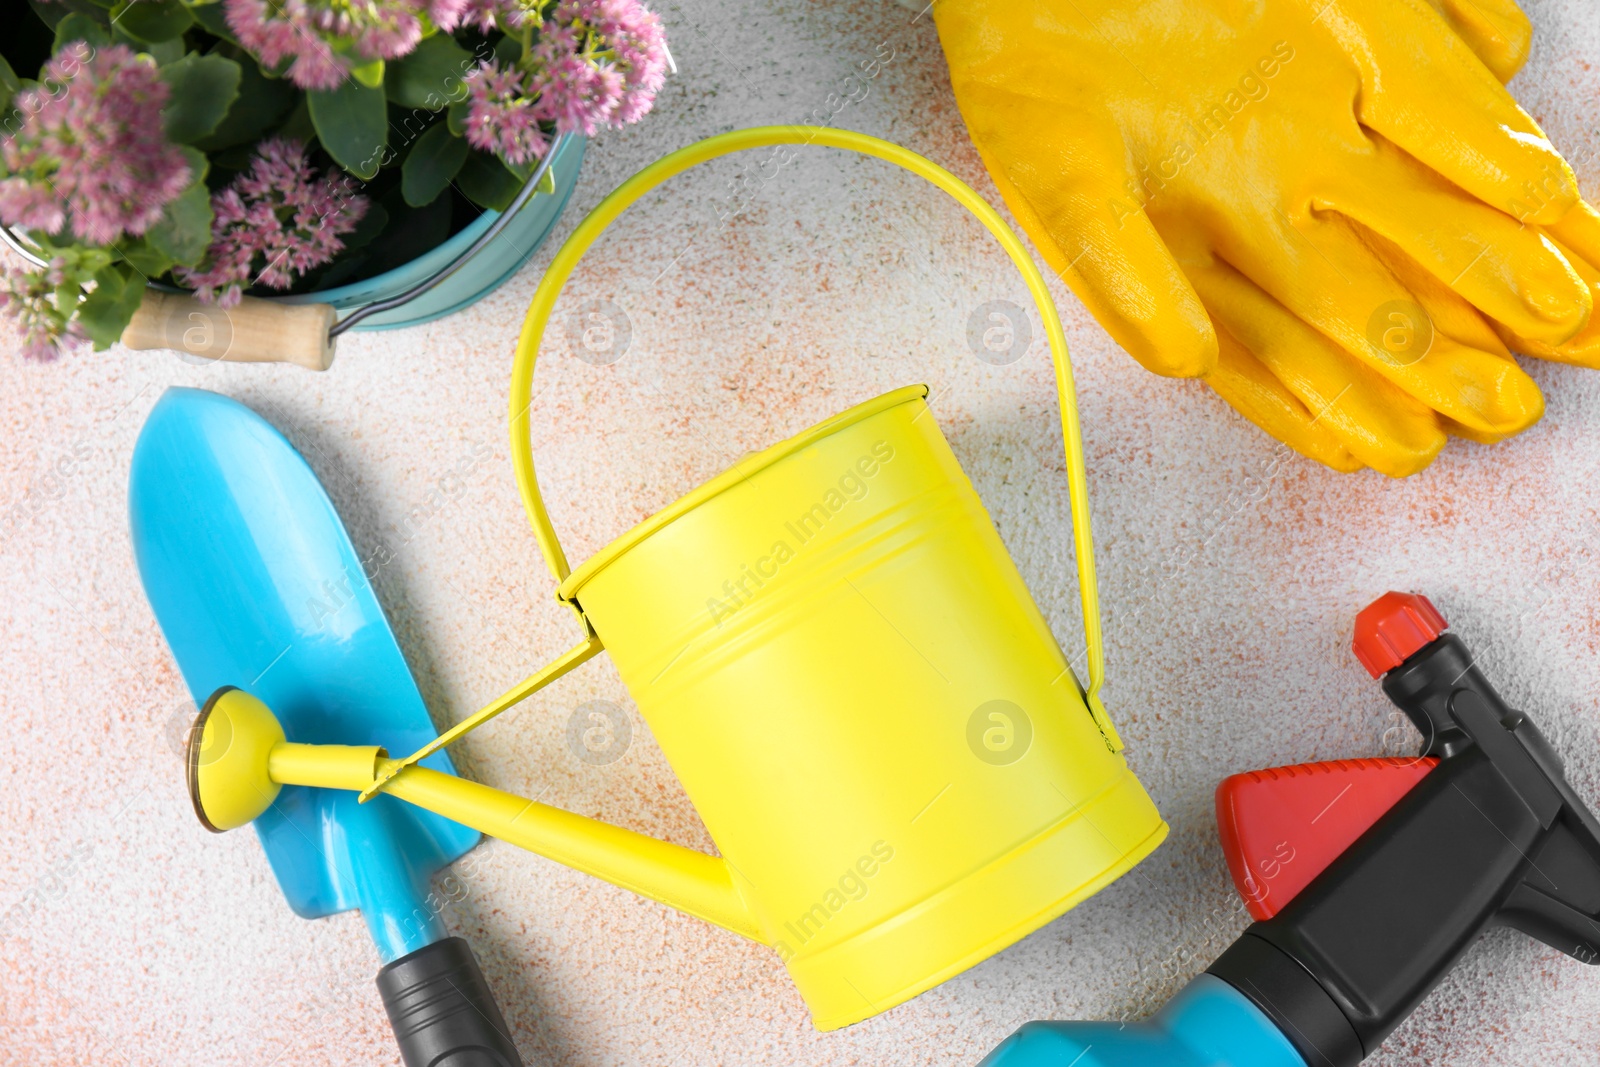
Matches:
[982,591,1600,1067]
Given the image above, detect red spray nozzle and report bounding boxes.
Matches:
[1352,592,1448,678]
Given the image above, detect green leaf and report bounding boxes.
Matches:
[401,122,468,207]
[112,0,193,43]
[497,151,553,196]
[146,174,214,267]
[206,141,262,171]
[193,55,295,152]
[28,0,68,31]
[142,37,187,65]
[188,1,238,43]
[500,153,534,182]
[159,53,241,144]
[177,143,209,184]
[79,264,146,350]
[454,150,523,212]
[385,33,473,111]
[446,100,469,136]
[341,199,388,253]
[349,57,385,89]
[308,79,388,180]
[276,95,317,147]
[0,54,17,111]
[119,237,174,279]
[52,12,112,51]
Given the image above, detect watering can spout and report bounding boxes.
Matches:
[374,758,765,942]
[188,688,767,944]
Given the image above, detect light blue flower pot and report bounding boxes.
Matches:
[277,136,587,330]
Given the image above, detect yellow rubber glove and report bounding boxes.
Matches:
[933,0,1600,475]
[1421,0,1531,82]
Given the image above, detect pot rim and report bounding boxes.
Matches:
[0,136,586,312]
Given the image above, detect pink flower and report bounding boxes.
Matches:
[463,62,549,165]
[464,0,669,153]
[532,1,669,134]
[431,0,525,32]
[1,270,86,361]
[528,34,624,137]
[225,0,431,90]
[573,0,669,124]
[0,42,191,246]
[0,181,66,235]
[174,138,369,307]
[0,247,109,361]
[532,0,668,134]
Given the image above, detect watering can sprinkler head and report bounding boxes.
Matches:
[186,687,385,833]
[187,687,284,832]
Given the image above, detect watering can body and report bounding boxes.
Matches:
[563,385,1166,1027]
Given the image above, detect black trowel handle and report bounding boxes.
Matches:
[378,937,524,1067]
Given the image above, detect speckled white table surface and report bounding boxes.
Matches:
[5,2,1600,1064]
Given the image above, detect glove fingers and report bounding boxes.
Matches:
[1215,211,1546,439]
[1204,327,1365,473]
[1439,415,1519,446]
[1355,222,1514,358]
[1549,198,1600,269]
[1187,252,1447,475]
[1315,135,1591,345]
[1458,201,1600,366]
[1348,0,1578,225]
[1418,0,1532,83]
[1496,231,1600,367]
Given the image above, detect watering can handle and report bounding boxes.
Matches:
[368,128,1116,798]
[509,126,1111,728]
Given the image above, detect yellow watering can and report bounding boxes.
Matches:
[187,127,1168,1031]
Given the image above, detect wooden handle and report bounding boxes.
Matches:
[122,290,337,371]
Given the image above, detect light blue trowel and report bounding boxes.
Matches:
[130,387,523,1067]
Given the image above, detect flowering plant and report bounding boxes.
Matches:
[0,0,668,359]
